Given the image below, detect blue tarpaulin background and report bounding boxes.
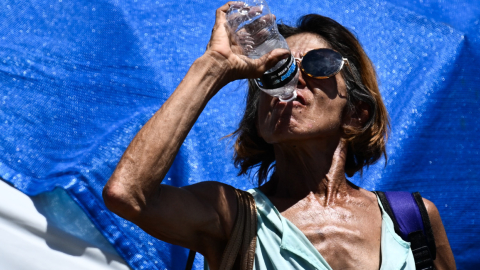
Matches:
[0,0,479,269]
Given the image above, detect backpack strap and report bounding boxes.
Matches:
[412,192,437,266]
[185,189,257,270]
[185,249,196,270]
[375,191,436,270]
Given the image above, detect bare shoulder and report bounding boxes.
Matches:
[357,186,379,205]
[421,198,457,270]
[422,198,443,234]
[422,198,439,219]
[114,180,240,257]
[182,181,239,237]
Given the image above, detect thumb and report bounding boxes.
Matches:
[257,48,291,74]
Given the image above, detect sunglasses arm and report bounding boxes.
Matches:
[343,59,364,89]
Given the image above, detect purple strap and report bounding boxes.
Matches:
[385,191,425,240]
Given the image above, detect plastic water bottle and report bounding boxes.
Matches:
[227,0,298,102]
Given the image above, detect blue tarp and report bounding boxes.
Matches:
[1,0,478,269]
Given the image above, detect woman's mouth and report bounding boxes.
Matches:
[284,92,306,106]
[293,93,306,105]
[271,91,307,109]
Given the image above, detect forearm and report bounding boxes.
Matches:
[103,0,287,220]
[103,54,230,218]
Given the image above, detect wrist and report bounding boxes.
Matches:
[195,52,236,86]
[178,54,232,101]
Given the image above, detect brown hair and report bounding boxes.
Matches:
[231,14,390,185]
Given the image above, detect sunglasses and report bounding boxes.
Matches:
[295,48,352,79]
[254,48,364,99]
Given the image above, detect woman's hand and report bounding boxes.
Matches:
[204,2,290,84]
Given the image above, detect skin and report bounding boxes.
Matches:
[103,2,456,269]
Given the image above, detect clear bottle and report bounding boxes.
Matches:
[227,0,298,102]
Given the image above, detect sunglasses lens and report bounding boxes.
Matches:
[302,49,344,78]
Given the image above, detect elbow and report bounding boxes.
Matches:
[102,180,142,221]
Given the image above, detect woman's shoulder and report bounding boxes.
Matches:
[420,197,456,269]
[182,181,238,216]
[182,181,239,233]
[349,184,379,207]
[182,180,237,195]
[421,197,438,217]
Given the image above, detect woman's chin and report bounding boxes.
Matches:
[262,127,320,144]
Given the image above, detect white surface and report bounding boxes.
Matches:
[0,180,131,270]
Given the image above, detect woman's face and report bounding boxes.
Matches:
[257,33,349,144]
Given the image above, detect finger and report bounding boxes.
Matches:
[244,14,274,34]
[217,1,238,13]
[215,1,240,25]
[208,2,237,48]
[213,2,244,43]
[256,48,291,74]
[224,2,249,34]
[227,11,248,31]
[248,6,263,17]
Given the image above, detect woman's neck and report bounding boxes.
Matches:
[263,137,354,206]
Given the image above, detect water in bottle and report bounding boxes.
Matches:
[227,0,299,102]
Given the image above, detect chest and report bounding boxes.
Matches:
[279,198,383,270]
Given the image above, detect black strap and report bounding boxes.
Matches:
[412,192,436,259]
[185,189,257,270]
[375,191,436,270]
[185,249,196,270]
[409,230,435,270]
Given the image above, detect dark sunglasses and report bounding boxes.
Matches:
[296,48,354,80]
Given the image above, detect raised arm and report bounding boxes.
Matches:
[102,1,289,263]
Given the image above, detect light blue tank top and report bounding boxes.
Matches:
[205,188,415,270]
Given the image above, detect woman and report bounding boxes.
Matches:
[103,2,455,269]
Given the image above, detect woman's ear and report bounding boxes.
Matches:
[345,101,370,128]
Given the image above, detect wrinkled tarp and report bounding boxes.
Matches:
[0,0,479,269]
